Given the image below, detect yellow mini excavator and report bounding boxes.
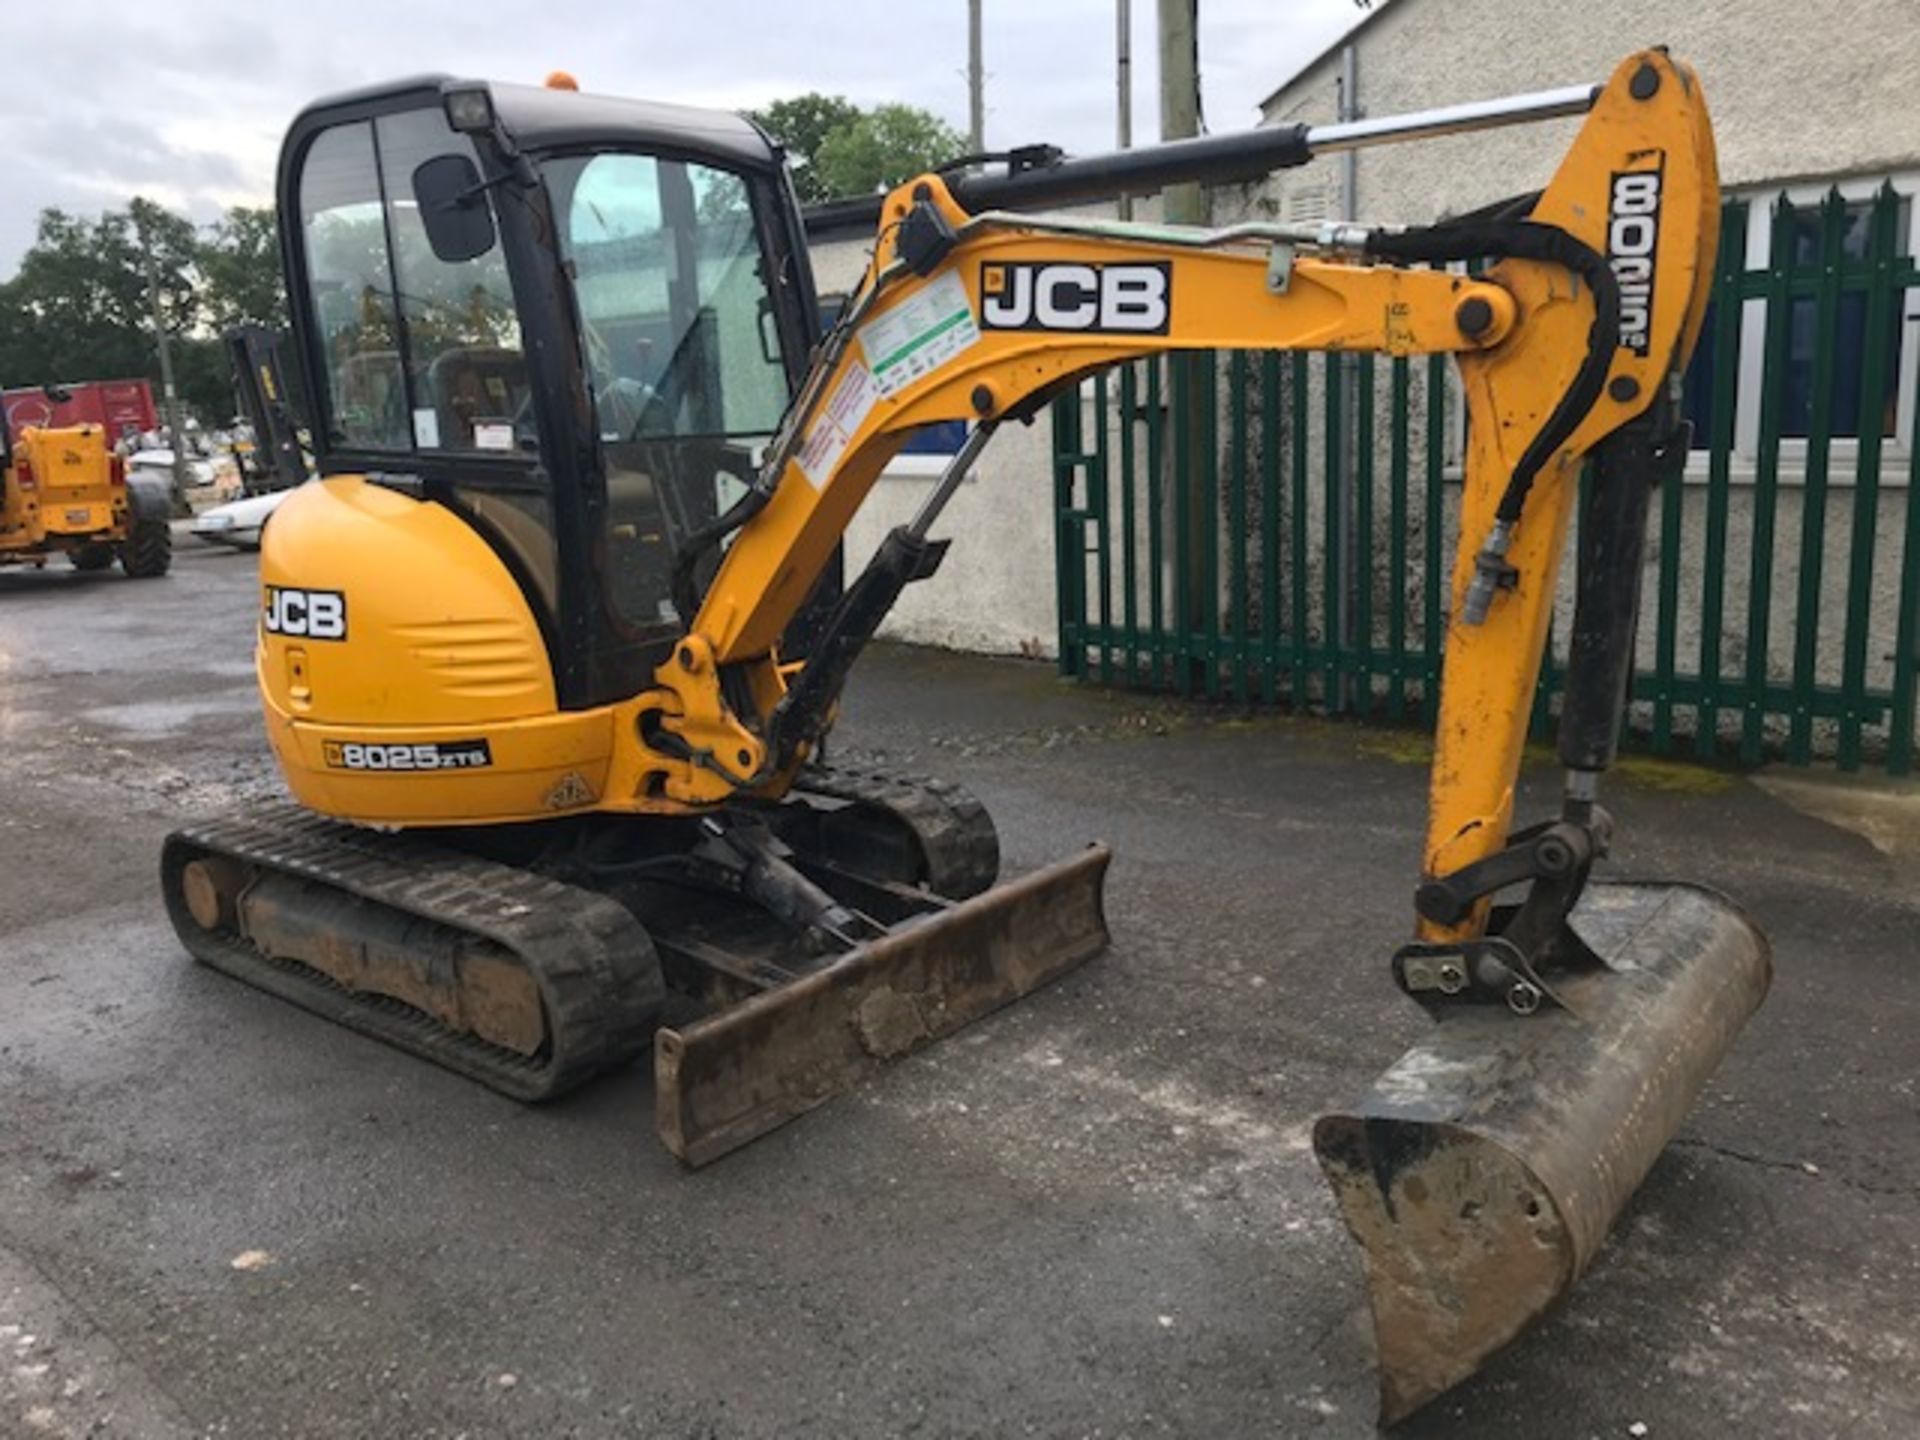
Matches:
[161,50,1769,1419]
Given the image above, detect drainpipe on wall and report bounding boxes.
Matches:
[1116,0,1133,221]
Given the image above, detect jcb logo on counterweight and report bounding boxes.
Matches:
[980,262,1171,334]
[263,585,347,640]
[1607,164,1664,355]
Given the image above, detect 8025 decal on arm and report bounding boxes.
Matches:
[1607,162,1664,355]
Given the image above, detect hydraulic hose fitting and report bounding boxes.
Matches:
[1314,220,1375,255]
[1461,520,1517,626]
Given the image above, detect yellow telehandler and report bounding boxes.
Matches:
[2,386,172,577]
[161,50,1768,1419]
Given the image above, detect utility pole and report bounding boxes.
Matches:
[1116,0,1133,219]
[138,225,191,517]
[1156,0,1205,226]
[967,0,985,152]
[1158,0,1210,685]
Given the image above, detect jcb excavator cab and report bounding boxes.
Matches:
[277,76,826,706]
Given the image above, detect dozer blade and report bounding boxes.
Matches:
[1313,882,1770,1425]
[656,844,1111,1166]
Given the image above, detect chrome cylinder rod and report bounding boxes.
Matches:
[1306,83,1599,154]
[906,422,997,542]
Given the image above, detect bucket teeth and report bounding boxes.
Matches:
[1314,882,1771,1423]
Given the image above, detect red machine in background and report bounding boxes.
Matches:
[3,379,157,444]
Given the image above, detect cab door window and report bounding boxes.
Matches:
[296,109,530,457]
[375,109,529,453]
[299,121,408,450]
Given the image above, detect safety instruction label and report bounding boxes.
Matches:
[796,360,879,488]
[858,271,980,397]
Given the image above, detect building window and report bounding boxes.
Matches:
[898,420,969,457]
[817,289,972,476]
[1705,175,1920,473]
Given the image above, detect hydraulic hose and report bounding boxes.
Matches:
[669,483,774,626]
[1365,219,1620,626]
[1364,218,1620,527]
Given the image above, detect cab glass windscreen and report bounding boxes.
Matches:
[547,154,788,442]
[544,153,788,639]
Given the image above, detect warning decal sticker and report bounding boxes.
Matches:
[858,271,980,397]
[796,360,879,488]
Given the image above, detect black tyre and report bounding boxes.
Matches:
[69,544,116,572]
[119,518,172,578]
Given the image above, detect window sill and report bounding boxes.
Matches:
[881,454,974,480]
[1435,460,1914,490]
[1680,456,1914,490]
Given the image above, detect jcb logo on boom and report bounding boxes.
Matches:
[980,262,1172,334]
[1607,165,1664,356]
[263,586,347,641]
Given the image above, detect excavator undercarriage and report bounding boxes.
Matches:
[165,766,1109,1162]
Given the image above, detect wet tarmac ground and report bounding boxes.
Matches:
[2,537,1916,1437]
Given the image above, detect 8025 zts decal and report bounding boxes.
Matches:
[980,261,1171,334]
[1607,163,1664,355]
[322,739,493,772]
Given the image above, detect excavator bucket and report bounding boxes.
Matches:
[656,844,1111,1166]
[1313,882,1770,1424]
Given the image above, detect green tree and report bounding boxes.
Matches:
[0,198,290,425]
[0,204,188,391]
[199,206,285,331]
[811,104,965,199]
[750,93,863,203]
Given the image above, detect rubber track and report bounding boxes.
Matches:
[161,803,664,1102]
[792,761,1000,899]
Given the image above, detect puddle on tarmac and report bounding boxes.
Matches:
[83,693,257,737]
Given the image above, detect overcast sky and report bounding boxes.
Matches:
[0,0,1375,276]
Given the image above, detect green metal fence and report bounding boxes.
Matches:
[1051,188,1920,773]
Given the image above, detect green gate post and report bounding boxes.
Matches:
[1423,353,1447,722]
[1290,353,1312,706]
[1051,390,1086,677]
[1387,356,1411,721]
[1786,192,1849,765]
[1118,363,1140,684]
[1354,353,1376,714]
[1228,351,1252,702]
[1695,202,1748,760]
[1322,354,1345,711]
[1259,353,1283,706]
[1837,187,1902,769]
[1740,198,1797,765]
